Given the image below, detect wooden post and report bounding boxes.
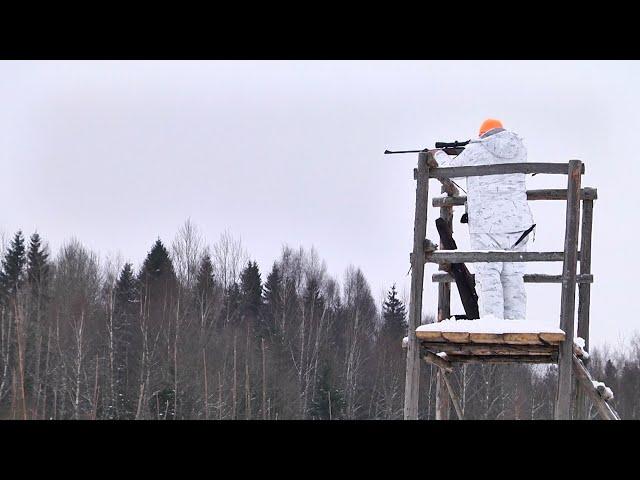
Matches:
[555,160,582,420]
[436,185,452,420]
[575,197,595,419]
[404,151,430,420]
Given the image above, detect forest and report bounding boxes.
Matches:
[1,219,637,420]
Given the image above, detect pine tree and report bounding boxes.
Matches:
[380,284,407,341]
[1,230,27,297]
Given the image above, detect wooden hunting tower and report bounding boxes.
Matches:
[403,151,619,420]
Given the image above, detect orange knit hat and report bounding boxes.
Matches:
[479,118,503,136]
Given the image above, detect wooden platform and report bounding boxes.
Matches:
[417,328,565,365]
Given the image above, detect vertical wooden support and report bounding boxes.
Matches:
[403,151,430,420]
[435,185,452,420]
[555,160,582,420]
[574,198,594,419]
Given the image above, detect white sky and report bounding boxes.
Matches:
[1,60,639,349]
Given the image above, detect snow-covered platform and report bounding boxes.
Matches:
[416,317,565,365]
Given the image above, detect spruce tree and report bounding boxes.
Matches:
[139,239,175,282]
[262,263,281,310]
[380,284,407,341]
[240,261,262,319]
[195,254,219,331]
[223,281,242,325]
[1,230,27,296]
[137,238,177,414]
[262,263,282,333]
[310,363,345,420]
[25,232,51,403]
[112,263,138,419]
[26,232,50,293]
[195,254,215,299]
[303,276,323,313]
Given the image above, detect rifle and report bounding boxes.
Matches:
[384,140,470,156]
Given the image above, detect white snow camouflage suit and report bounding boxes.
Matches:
[434,129,535,320]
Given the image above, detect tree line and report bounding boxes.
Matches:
[0,220,637,419]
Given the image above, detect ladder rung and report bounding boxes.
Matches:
[432,188,598,207]
[428,162,585,179]
[424,250,576,263]
[432,272,594,284]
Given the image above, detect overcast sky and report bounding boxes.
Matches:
[1,60,638,349]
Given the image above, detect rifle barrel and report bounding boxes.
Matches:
[384,149,426,154]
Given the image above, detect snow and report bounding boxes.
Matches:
[436,352,448,359]
[574,337,590,359]
[592,381,614,401]
[402,336,408,349]
[416,315,564,334]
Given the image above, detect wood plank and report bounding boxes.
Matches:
[539,332,566,344]
[468,332,506,344]
[433,272,593,284]
[502,333,544,345]
[415,330,446,342]
[429,162,585,179]
[425,250,571,264]
[555,160,582,420]
[441,332,470,343]
[432,188,597,207]
[403,151,430,420]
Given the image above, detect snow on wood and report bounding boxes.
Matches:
[416,315,564,335]
[593,381,614,401]
[574,337,590,359]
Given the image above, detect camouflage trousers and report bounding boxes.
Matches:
[470,231,530,320]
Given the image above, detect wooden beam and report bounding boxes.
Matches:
[572,355,620,420]
[443,355,557,365]
[575,198,595,420]
[422,350,453,372]
[555,160,582,420]
[432,188,598,207]
[429,162,585,179]
[425,250,572,264]
[404,151,430,420]
[436,186,453,420]
[442,372,464,420]
[422,342,557,356]
[432,272,593,284]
